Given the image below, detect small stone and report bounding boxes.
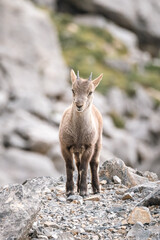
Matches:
[113,176,121,184]
[71,228,85,235]
[92,235,99,240]
[47,196,52,200]
[118,229,126,234]
[37,235,48,240]
[108,228,116,233]
[57,196,66,202]
[44,221,59,228]
[84,196,101,201]
[122,192,134,200]
[67,195,83,204]
[128,207,152,224]
[121,219,128,225]
[121,226,126,230]
[57,232,74,240]
[43,229,53,237]
[100,180,107,185]
[116,189,126,195]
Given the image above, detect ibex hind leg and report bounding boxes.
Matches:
[90,144,101,194]
[61,146,74,196]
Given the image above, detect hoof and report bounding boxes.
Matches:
[66,191,74,197]
[80,190,88,197]
[93,190,100,194]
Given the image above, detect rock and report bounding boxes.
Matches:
[0,0,68,98]
[0,91,8,113]
[107,87,127,116]
[105,58,132,73]
[38,235,48,240]
[57,232,74,240]
[126,119,150,142]
[67,195,83,204]
[116,189,126,195]
[75,14,150,67]
[4,110,59,154]
[122,192,134,200]
[8,176,157,240]
[100,180,107,185]
[100,158,150,188]
[0,0,69,184]
[44,221,58,228]
[134,86,154,118]
[31,0,56,10]
[62,0,160,55]
[126,182,160,197]
[84,196,101,201]
[127,222,150,240]
[0,183,40,240]
[0,148,60,185]
[128,207,152,224]
[113,175,121,184]
[48,144,66,174]
[103,130,138,168]
[74,14,138,51]
[137,186,160,207]
[8,93,53,120]
[143,171,158,182]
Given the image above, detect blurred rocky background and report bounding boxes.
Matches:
[0,0,160,185]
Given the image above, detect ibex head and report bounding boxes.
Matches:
[71,69,103,112]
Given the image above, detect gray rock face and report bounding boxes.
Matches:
[0,148,60,185]
[61,0,160,54]
[0,0,69,184]
[0,0,68,98]
[4,110,59,154]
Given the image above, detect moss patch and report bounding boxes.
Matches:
[109,111,125,129]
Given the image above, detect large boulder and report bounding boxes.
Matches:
[0,184,40,240]
[0,176,57,240]
[99,158,158,187]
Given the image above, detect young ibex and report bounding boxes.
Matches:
[59,69,103,196]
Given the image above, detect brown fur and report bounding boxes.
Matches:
[59,70,103,196]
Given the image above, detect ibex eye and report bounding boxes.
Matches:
[88,92,92,96]
[72,89,75,95]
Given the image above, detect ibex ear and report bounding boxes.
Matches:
[92,73,103,89]
[71,69,77,84]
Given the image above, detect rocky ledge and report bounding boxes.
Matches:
[0,158,159,240]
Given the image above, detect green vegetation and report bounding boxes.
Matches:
[50,13,160,95]
[109,111,125,129]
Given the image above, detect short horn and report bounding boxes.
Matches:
[77,70,79,80]
[88,72,92,81]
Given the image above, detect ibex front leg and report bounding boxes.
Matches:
[74,153,81,193]
[90,142,101,194]
[79,146,93,196]
[61,146,74,196]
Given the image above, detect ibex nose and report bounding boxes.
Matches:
[76,103,83,108]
